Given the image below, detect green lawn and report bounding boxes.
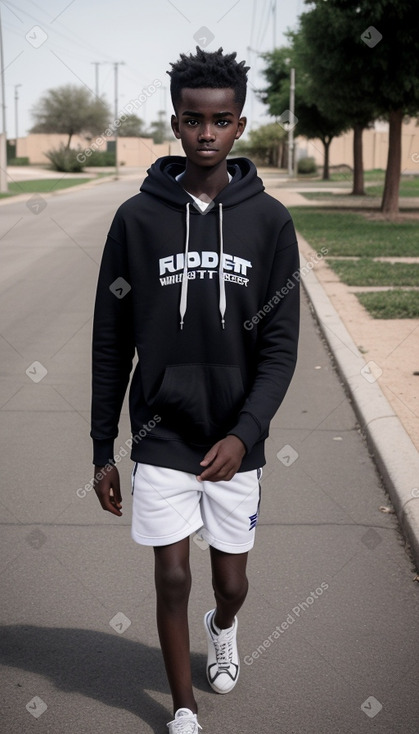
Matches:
[0,177,96,198]
[327,258,419,286]
[356,290,419,318]
[366,176,419,197]
[301,176,419,199]
[312,169,386,183]
[289,208,419,256]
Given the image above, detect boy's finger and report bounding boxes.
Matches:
[198,457,231,482]
[110,484,122,505]
[200,442,221,466]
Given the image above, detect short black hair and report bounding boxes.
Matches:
[167,47,250,113]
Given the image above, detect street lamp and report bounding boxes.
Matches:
[14,83,22,141]
[0,6,7,192]
[288,67,295,178]
[112,61,125,178]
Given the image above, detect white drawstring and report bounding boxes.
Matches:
[218,203,226,329]
[179,202,190,329]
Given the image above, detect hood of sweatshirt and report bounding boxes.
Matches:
[139,156,265,329]
[140,155,264,209]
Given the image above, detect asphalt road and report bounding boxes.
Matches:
[1,175,418,734]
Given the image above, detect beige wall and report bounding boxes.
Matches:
[299,118,419,172]
[16,119,419,171]
[16,133,183,166]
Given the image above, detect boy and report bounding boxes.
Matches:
[91,47,299,733]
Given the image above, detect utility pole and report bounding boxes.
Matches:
[113,61,125,178]
[91,62,105,97]
[246,46,259,130]
[288,67,295,178]
[0,6,7,192]
[272,0,277,49]
[14,84,22,141]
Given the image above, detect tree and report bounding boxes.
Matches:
[260,47,349,179]
[30,85,110,149]
[291,3,378,195]
[324,0,419,215]
[118,114,146,137]
[235,123,287,167]
[148,110,171,144]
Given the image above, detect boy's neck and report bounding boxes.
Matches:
[180,160,230,201]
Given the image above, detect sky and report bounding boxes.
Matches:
[1,0,304,139]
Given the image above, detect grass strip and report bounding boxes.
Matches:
[0,178,98,198]
[327,258,419,286]
[356,290,419,318]
[289,208,419,257]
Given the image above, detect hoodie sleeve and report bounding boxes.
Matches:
[227,217,300,454]
[90,212,135,466]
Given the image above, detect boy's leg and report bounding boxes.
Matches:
[209,547,249,628]
[154,537,197,714]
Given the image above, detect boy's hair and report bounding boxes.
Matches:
[167,47,250,113]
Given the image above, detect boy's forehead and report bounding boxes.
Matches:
[177,87,238,113]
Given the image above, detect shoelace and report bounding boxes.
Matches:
[213,627,234,668]
[171,715,202,733]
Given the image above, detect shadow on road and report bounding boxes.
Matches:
[0,625,208,732]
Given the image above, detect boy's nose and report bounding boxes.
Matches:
[198,126,215,141]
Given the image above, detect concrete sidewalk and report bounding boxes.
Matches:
[0,176,418,734]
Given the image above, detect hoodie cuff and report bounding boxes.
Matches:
[93,438,115,467]
[227,412,262,455]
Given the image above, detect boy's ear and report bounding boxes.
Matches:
[235,116,247,140]
[171,114,181,139]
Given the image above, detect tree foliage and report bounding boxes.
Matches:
[289,2,378,194]
[234,123,287,167]
[303,0,419,212]
[30,85,110,149]
[260,0,419,209]
[260,46,349,179]
[118,114,146,137]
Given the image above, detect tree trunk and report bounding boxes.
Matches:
[381,108,403,216]
[66,133,73,150]
[322,138,331,180]
[351,123,365,195]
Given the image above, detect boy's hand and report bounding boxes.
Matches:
[197,435,246,482]
[94,465,123,516]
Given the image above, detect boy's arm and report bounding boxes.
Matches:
[228,218,300,453]
[198,216,300,481]
[90,220,135,477]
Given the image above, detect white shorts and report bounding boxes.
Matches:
[131,463,262,554]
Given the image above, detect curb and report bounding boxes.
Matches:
[298,232,419,569]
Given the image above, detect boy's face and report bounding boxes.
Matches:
[171,87,246,168]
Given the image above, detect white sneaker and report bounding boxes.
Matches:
[204,609,239,694]
[167,708,202,734]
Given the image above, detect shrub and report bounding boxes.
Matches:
[45,144,85,172]
[298,156,317,175]
[8,157,30,166]
[82,149,116,166]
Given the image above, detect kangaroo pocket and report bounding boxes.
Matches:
[153,363,245,444]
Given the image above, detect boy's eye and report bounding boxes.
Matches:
[184,119,230,127]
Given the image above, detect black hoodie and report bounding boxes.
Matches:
[91,156,300,474]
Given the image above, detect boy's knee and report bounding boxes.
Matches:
[156,562,191,600]
[213,574,248,604]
